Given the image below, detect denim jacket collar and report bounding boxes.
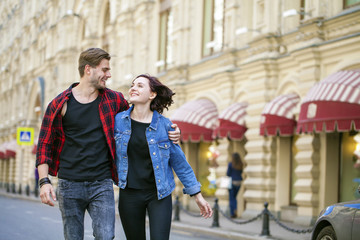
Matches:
[122,105,160,131]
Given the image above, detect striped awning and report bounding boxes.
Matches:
[171,99,218,142]
[297,70,360,133]
[213,102,248,140]
[260,93,300,136]
[5,140,17,158]
[0,143,7,159]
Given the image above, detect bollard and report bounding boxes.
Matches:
[34,185,39,197]
[173,196,180,221]
[26,185,30,196]
[18,184,22,195]
[260,202,270,236]
[211,198,220,227]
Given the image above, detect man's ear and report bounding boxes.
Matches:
[85,65,92,75]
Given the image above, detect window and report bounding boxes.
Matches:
[202,0,224,57]
[300,0,305,21]
[158,0,173,72]
[344,0,360,8]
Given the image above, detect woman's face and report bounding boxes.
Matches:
[128,77,156,104]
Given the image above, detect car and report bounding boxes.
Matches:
[311,199,360,240]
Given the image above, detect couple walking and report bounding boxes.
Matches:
[36,48,212,240]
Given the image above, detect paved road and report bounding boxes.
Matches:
[0,195,223,240]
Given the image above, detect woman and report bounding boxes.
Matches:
[226,152,244,218]
[114,74,213,240]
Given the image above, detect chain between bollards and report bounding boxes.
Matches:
[172,196,311,235]
[260,202,270,236]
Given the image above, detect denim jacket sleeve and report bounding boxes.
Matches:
[166,121,201,195]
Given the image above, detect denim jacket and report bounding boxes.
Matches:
[114,106,201,200]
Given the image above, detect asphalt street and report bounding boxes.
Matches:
[0,195,225,240]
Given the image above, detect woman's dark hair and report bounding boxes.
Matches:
[134,74,175,114]
[232,152,244,170]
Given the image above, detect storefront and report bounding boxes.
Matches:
[297,69,360,205]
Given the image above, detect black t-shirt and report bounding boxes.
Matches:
[126,119,156,189]
[58,93,111,181]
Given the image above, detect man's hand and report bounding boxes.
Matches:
[169,123,181,144]
[40,184,56,207]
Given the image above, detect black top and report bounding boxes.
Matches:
[58,93,111,181]
[127,119,156,189]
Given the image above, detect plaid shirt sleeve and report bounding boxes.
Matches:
[100,89,129,183]
[35,91,68,176]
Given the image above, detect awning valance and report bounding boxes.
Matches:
[171,99,218,142]
[0,143,7,159]
[297,70,360,133]
[260,93,300,136]
[213,102,248,140]
[5,140,17,158]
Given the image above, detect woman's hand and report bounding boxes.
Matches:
[169,123,181,144]
[194,193,213,219]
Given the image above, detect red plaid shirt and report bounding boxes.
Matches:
[36,83,129,183]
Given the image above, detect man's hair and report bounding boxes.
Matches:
[78,48,111,77]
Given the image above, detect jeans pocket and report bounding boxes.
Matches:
[58,179,72,190]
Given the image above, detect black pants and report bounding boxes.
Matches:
[118,188,172,240]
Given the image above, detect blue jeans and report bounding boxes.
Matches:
[57,178,115,240]
[229,184,241,216]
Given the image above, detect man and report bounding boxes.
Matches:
[36,48,180,239]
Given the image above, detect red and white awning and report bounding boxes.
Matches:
[0,140,17,159]
[171,99,218,142]
[0,143,7,159]
[5,140,17,158]
[213,102,248,140]
[260,93,300,136]
[297,70,360,133]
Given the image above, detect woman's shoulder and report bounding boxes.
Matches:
[155,111,173,126]
[115,108,130,121]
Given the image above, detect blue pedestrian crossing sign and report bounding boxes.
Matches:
[17,127,34,146]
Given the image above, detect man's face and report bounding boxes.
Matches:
[89,59,111,89]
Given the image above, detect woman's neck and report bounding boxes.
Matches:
[131,104,153,123]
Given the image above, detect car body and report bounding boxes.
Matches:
[311,199,360,240]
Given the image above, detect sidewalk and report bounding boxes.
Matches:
[0,189,312,240]
[171,209,312,240]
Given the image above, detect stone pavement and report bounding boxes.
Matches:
[0,189,313,240]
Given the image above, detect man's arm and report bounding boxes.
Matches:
[169,123,181,144]
[38,164,56,207]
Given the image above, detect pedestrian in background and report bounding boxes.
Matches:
[114,74,213,240]
[35,48,180,240]
[226,152,244,218]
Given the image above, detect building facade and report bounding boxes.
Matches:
[1,0,360,226]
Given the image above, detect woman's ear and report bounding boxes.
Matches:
[149,92,157,100]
